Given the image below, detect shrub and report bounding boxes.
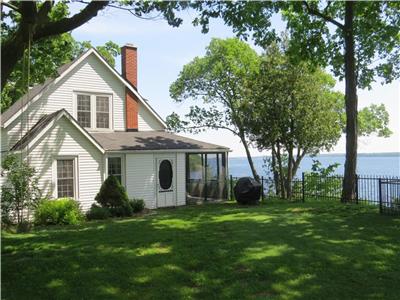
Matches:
[129,199,145,213]
[95,176,129,208]
[109,201,133,217]
[86,204,110,220]
[95,176,133,217]
[304,160,341,197]
[34,198,84,225]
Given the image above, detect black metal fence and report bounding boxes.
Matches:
[228,174,400,215]
[379,179,400,215]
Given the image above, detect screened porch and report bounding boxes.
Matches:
[186,152,228,203]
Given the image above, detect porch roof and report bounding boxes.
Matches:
[91,131,229,152]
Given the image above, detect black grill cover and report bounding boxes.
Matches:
[234,177,261,205]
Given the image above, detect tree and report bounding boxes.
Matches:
[247,42,392,198]
[188,1,400,201]
[246,43,342,198]
[1,0,188,90]
[167,38,261,180]
[1,154,41,225]
[1,3,122,112]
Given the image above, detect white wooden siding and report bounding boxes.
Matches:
[125,152,186,208]
[28,117,103,211]
[176,153,186,206]
[6,54,126,147]
[138,103,164,131]
[125,153,156,209]
[5,52,167,150]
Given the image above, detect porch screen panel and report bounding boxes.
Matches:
[186,153,227,201]
[187,154,205,198]
[206,153,226,199]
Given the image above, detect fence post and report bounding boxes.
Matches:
[261,176,264,202]
[230,175,233,201]
[302,172,305,203]
[378,178,383,214]
[355,174,359,204]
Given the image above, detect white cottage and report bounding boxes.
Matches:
[0,45,229,210]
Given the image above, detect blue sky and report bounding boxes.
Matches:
[71,3,400,157]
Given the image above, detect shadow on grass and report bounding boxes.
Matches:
[2,201,400,300]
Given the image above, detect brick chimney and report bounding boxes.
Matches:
[121,44,138,131]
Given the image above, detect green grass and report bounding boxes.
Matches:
[2,200,400,300]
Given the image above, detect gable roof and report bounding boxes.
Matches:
[11,109,105,154]
[10,110,62,151]
[1,48,167,129]
[91,131,229,152]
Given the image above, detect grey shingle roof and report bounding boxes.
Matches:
[90,131,229,151]
[11,110,64,151]
[11,111,228,152]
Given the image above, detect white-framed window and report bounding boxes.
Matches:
[77,94,91,128]
[108,156,122,184]
[75,92,112,130]
[56,159,75,198]
[96,96,110,128]
[53,156,78,199]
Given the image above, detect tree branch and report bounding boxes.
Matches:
[33,1,109,40]
[185,124,238,135]
[2,2,21,12]
[303,1,344,30]
[75,0,164,20]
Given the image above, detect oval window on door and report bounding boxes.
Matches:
[159,160,173,190]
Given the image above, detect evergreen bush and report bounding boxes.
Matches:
[86,204,110,220]
[129,199,145,213]
[95,176,132,217]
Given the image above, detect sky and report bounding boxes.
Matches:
[70,3,400,157]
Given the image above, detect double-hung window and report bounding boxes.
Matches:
[108,157,122,184]
[57,159,75,198]
[77,95,91,128]
[96,96,110,128]
[76,93,111,129]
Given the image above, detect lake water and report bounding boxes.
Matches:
[229,153,400,178]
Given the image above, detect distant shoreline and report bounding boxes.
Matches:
[230,152,400,159]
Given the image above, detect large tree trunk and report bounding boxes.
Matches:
[239,133,260,181]
[275,143,286,198]
[271,148,281,196]
[341,1,358,203]
[286,147,294,199]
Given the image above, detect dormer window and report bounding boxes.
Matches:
[75,93,112,130]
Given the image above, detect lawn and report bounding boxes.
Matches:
[2,200,400,300]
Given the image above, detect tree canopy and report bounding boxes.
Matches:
[1,2,121,112]
[245,41,391,198]
[187,1,400,201]
[167,38,261,179]
[1,0,189,91]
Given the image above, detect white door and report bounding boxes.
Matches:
[156,157,176,207]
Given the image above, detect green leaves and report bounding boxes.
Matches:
[1,154,41,225]
[246,43,343,155]
[358,104,392,137]
[168,38,260,135]
[189,2,400,88]
[167,37,261,178]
